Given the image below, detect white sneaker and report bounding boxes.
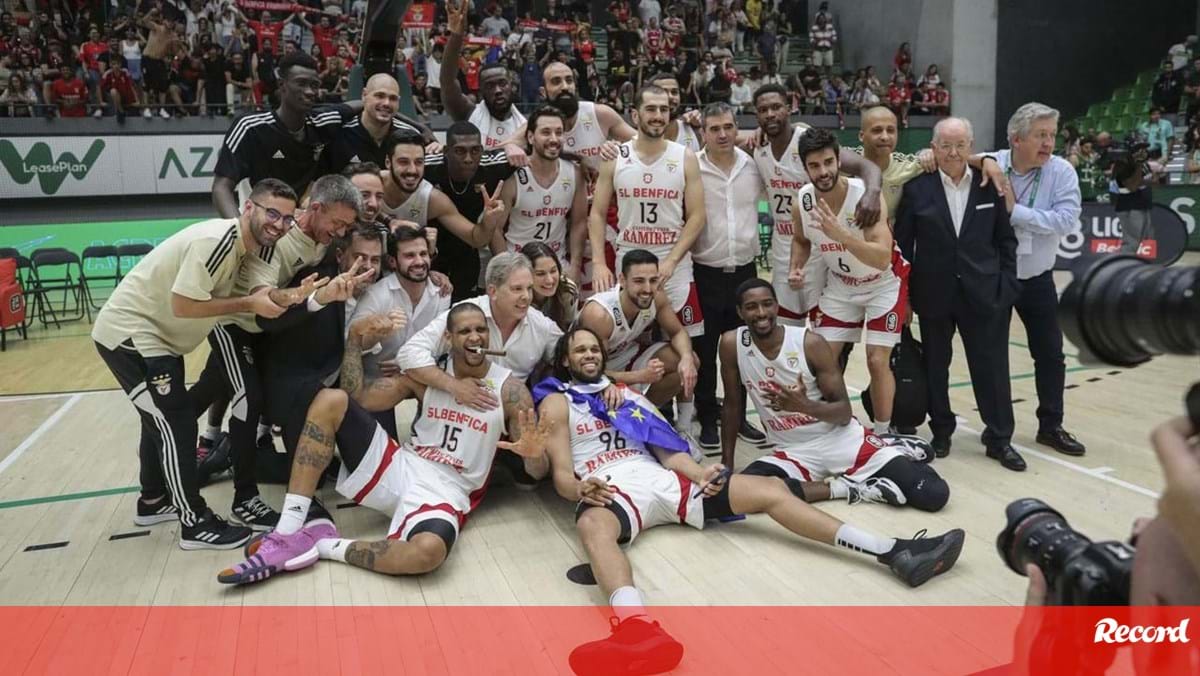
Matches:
[91,108,103,118]
[879,433,934,463]
[833,476,906,506]
[142,108,152,118]
[159,107,171,119]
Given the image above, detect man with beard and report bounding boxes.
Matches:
[257,224,385,457]
[343,161,449,285]
[379,129,507,301]
[588,85,706,345]
[423,122,519,299]
[352,228,452,437]
[645,71,702,152]
[319,73,434,175]
[217,304,550,584]
[538,327,963,676]
[440,0,526,149]
[751,84,883,325]
[92,179,320,550]
[212,55,431,218]
[788,129,903,439]
[190,176,364,530]
[720,279,950,511]
[576,250,698,443]
[492,105,588,282]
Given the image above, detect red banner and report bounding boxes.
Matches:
[3,606,1199,674]
[236,0,303,11]
[402,2,435,29]
[519,18,578,33]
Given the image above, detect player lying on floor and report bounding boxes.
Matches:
[217,303,550,584]
[535,327,965,676]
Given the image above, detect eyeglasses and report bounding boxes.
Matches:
[934,142,970,154]
[251,200,298,228]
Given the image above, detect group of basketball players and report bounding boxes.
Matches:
[93,29,977,673]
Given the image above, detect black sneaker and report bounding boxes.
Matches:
[179,510,253,551]
[568,616,684,676]
[134,496,178,526]
[230,495,280,532]
[698,424,720,450]
[738,419,768,446]
[878,528,965,588]
[197,433,233,486]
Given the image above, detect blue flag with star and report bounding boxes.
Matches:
[533,378,690,455]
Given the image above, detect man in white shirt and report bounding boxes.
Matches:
[692,102,768,449]
[729,73,753,112]
[638,0,662,29]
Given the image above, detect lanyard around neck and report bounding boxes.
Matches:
[1006,165,1042,208]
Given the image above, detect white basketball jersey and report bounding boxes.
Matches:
[468,101,526,149]
[563,101,610,171]
[567,388,660,479]
[613,140,687,264]
[408,361,510,492]
[754,124,811,270]
[736,325,840,447]
[381,179,433,227]
[674,121,701,153]
[584,287,657,356]
[798,177,893,289]
[505,159,576,254]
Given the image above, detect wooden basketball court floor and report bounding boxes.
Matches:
[0,258,1193,609]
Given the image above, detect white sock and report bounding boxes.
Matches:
[317,538,353,562]
[609,586,647,623]
[675,400,695,433]
[828,477,849,500]
[200,426,221,441]
[873,419,891,435]
[257,422,272,439]
[835,524,896,557]
[276,493,311,535]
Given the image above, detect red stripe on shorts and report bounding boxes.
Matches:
[609,485,644,532]
[772,451,813,481]
[674,472,690,523]
[388,503,463,540]
[846,431,887,476]
[353,437,401,504]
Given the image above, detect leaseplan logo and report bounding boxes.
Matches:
[0,139,106,195]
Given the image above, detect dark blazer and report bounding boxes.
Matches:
[256,259,346,424]
[894,170,1019,319]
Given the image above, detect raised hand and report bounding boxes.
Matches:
[349,311,406,345]
[496,409,554,458]
[763,377,810,413]
[814,198,850,244]
[446,0,467,34]
[480,182,509,229]
[275,272,331,306]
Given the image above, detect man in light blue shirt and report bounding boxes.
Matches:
[1138,107,1175,160]
[979,102,1087,458]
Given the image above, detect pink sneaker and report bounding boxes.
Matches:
[217,529,319,585]
[303,518,339,542]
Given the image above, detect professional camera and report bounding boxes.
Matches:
[996,498,1135,605]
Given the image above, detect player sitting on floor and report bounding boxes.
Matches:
[536,327,965,676]
[721,278,949,511]
[217,303,550,584]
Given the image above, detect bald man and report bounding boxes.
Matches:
[320,73,438,175]
[854,105,934,221]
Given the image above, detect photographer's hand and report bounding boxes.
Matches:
[1152,416,1200,575]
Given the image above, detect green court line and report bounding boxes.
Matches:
[0,486,138,510]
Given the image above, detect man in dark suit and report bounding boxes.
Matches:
[258,225,382,458]
[894,117,1025,471]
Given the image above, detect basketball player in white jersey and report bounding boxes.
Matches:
[720,279,948,512]
[493,105,588,283]
[539,328,963,676]
[576,249,698,437]
[644,72,703,152]
[217,303,551,584]
[751,83,885,325]
[789,128,905,435]
[589,85,707,344]
[439,0,526,149]
[380,129,503,250]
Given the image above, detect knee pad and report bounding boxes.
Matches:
[783,477,806,501]
[742,461,787,479]
[408,518,457,554]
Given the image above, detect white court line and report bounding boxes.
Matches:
[0,389,120,403]
[0,394,82,476]
[845,384,1159,500]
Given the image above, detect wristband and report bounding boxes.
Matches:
[306,291,326,312]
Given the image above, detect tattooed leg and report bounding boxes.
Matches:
[286,389,349,496]
[343,533,448,575]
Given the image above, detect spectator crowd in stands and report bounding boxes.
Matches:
[1,0,952,125]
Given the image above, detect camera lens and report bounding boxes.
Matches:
[996,498,1091,577]
[1059,255,1200,367]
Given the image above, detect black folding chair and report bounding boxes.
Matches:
[116,243,154,281]
[80,245,122,310]
[29,248,89,327]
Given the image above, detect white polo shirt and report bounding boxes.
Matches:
[693,147,764,269]
[395,294,563,381]
[351,274,451,377]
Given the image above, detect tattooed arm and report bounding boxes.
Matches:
[342,330,421,412]
[500,377,550,480]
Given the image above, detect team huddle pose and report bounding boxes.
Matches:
[94,51,969,674]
